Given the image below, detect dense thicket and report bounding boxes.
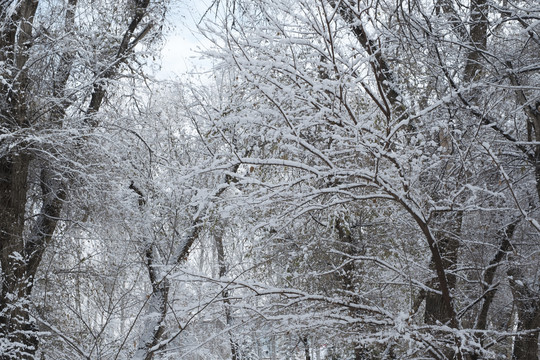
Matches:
[191,0,540,359]
[2,0,540,359]
[0,0,168,358]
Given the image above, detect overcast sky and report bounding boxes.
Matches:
[158,0,212,79]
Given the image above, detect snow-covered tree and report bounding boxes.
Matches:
[192,0,540,358]
[0,0,166,358]
[4,0,540,359]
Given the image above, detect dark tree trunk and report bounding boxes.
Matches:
[300,336,311,360]
[0,154,35,360]
[335,218,369,360]
[0,1,42,356]
[215,225,240,360]
[513,331,540,360]
[424,212,461,326]
[508,269,540,360]
[463,0,488,83]
[0,0,154,356]
[0,160,67,359]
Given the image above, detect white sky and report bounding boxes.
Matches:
[158,0,213,79]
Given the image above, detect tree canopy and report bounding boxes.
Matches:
[1,0,540,359]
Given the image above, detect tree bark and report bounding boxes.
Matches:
[132,244,170,360]
[215,225,239,360]
[424,212,462,326]
[0,0,155,356]
[464,0,488,82]
[0,154,34,360]
[507,268,540,360]
[335,218,370,360]
[475,222,517,331]
[301,336,311,360]
[0,1,40,358]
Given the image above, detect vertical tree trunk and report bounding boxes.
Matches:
[0,155,35,360]
[0,2,47,356]
[0,0,154,356]
[508,269,540,360]
[466,221,518,360]
[424,213,462,326]
[301,336,311,360]
[498,4,540,359]
[0,162,67,359]
[335,218,367,360]
[215,225,239,360]
[464,0,488,82]
[129,183,170,360]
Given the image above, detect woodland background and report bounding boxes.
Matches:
[1,0,540,359]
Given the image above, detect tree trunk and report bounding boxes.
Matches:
[301,336,311,360]
[424,211,462,326]
[0,0,155,355]
[508,269,540,360]
[215,224,239,360]
[0,160,67,359]
[0,154,35,359]
[464,0,488,82]
[335,218,368,360]
[424,229,460,326]
[0,1,50,356]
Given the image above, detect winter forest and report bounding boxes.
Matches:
[2,0,540,359]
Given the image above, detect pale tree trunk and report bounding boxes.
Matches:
[129,183,171,360]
